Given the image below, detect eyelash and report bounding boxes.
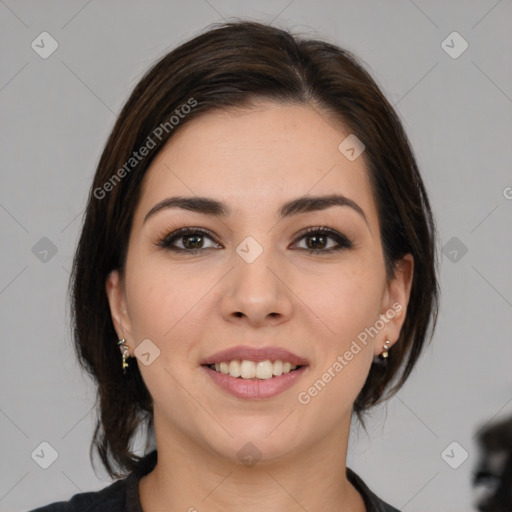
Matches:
[156,226,353,255]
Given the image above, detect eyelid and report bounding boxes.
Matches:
[156,224,353,255]
[290,226,353,251]
[156,226,219,249]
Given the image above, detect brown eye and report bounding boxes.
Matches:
[157,226,352,256]
[158,228,221,253]
[293,227,353,255]
[181,233,205,250]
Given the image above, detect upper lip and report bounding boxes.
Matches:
[200,345,309,366]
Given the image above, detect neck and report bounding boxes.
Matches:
[139,413,366,512]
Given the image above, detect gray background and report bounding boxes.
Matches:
[1,1,511,511]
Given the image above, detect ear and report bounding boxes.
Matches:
[105,269,133,350]
[375,254,414,357]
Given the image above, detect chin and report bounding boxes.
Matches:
[202,426,303,467]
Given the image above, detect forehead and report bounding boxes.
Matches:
[134,102,377,224]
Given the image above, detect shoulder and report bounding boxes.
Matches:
[27,478,127,512]
[347,467,401,512]
[28,450,158,512]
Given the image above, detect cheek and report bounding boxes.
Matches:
[124,255,194,334]
[302,262,385,343]
[296,269,380,422]
[123,262,207,391]
[125,271,167,336]
[124,256,220,371]
[294,262,383,408]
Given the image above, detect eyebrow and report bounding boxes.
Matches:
[143,194,369,226]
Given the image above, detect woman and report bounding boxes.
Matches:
[31,20,438,512]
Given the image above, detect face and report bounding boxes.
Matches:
[106,101,413,465]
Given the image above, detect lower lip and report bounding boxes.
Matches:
[201,365,308,399]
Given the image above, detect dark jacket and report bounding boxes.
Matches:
[29,450,400,511]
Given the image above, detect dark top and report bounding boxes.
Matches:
[29,450,399,512]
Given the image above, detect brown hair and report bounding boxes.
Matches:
[70,20,439,479]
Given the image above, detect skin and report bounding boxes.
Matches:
[106,101,413,512]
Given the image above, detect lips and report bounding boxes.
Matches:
[202,364,309,399]
[199,345,309,367]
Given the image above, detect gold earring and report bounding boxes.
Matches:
[117,338,130,374]
[379,340,391,359]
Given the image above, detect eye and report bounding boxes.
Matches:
[156,226,353,255]
[292,227,353,255]
[157,227,221,254]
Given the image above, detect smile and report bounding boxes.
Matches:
[201,361,308,399]
[207,359,301,379]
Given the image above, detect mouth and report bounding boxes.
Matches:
[202,360,305,379]
[200,345,310,399]
[201,360,309,399]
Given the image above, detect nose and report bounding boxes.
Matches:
[220,248,293,328]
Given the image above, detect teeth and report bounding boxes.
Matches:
[241,360,256,379]
[228,360,241,378]
[208,360,300,379]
